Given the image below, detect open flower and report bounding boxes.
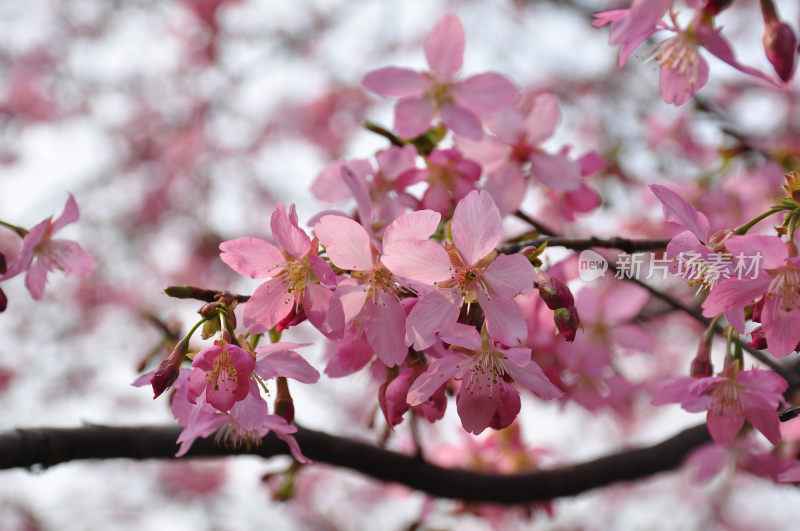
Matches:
[187,342,255,412]
[1,194,96,299]
[219,204,336,334]
[382,190,535,349]
[362,14,518,139]
[652,366,786,445]
[703,235,800,357]
[407,323,562,434]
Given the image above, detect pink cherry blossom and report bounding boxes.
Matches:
[702,235,800,357]
[315,210,440,366]
[652,366,787,445]
[394,148,481,216]
[407,324,562,434]
[187,342,255,412]
[219,204,336,334]
[595,5,779,105]
[381,190,535,349]
[1,194,96,300]
[362,14,518,140]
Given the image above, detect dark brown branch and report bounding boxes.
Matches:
[363,121,404,147]
[0,423,710,504]
[163,285,250,303]
[500,237,670,254]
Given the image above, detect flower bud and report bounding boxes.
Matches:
[150,338,189,399]
[0,252,6,275]
[0,287,6,313]
[763,20,797,82]
[553,307,580,342]
[702,0,734,16]
[751,297,765,322]
[537,270,574,310]
[748,326,768,350]
[690,338,714,377]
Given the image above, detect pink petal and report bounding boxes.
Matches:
[451,190,502,266]
[405,289,461,350]
[407,352,465,405]
[341,165,374,230]
[741,391,782,444]
[308,253,336,286]
[504,359,563,399]
[362,67,429,98]
[376,144,418,181]
[725,234,787,270]
[456,378,501,435]
[255,349,320,383]
[486,109,525,144]
[219,237,284,279]
[229,382,269,431]
[420,181,452,216]
[46,240,95,276]
[762,304,800,357]
[381,239,452,284]
[697,23,778,85]
[737,369,788,395]
[395,96,436,139]
[1,220,46,280]
[380,367,416,427]
[482,163,527,217]
[382,210,441,248]
[302,283,335,335]
[440,102,483,140]
[315,215,373,271]
[331,281,369,324]
[702,276,770,317]
[52,194,80,233]
[707,397,745,446]
[270,204,311,259]
[650,184,710,242]
[651,376,695,405]
[524,93,561,145]
[529,153,581,191]
[363,291,408,366]
[482,253,535,299]
[602,282,649,323]
[438,322,482,350]
[453,73,519,115]
[425,13,464,80]
[25,258,49,300]
[324,334,374,378]
[659,54,709,106]
[311,160,352,203]
[477,290,528,347]
[243,278,293,331]
[487,383,521,430]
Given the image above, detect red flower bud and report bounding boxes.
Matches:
[763,20,797,82]
[150,338,189,399]
[0,287,6,313]
[537,271,574,310]
[275,377,295,423]
[553,307,580,342]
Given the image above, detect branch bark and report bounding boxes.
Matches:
[0,423,710,504]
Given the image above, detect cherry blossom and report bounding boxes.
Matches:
[407,323,562,434]
[382,190,535,349]
[1,195,96,300]
[219,204,336,334]
[362,14,519,140]
[652,366,787,445]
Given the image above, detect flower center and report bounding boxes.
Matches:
[766,264,800,313]
[207,348,237,393]
[463,350,506,397]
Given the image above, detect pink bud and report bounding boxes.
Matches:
[275,377,295,423]
[702,0,734,16]
[553,307,580,342]
[537,271,575,310]
[690,338,713,377]
[763,21,797,82]
[150,338,189,399]
[0,287,6,313]
[748,326,768,350]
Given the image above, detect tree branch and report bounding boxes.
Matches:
[0,423,711,504]
[500,236,670,254]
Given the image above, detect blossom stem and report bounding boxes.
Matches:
[733,207,785,235]
[363,121,404,147]
[0,220,28,238]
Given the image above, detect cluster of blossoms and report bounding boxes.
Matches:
[594,0,796,106]
[121,11,800,478]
